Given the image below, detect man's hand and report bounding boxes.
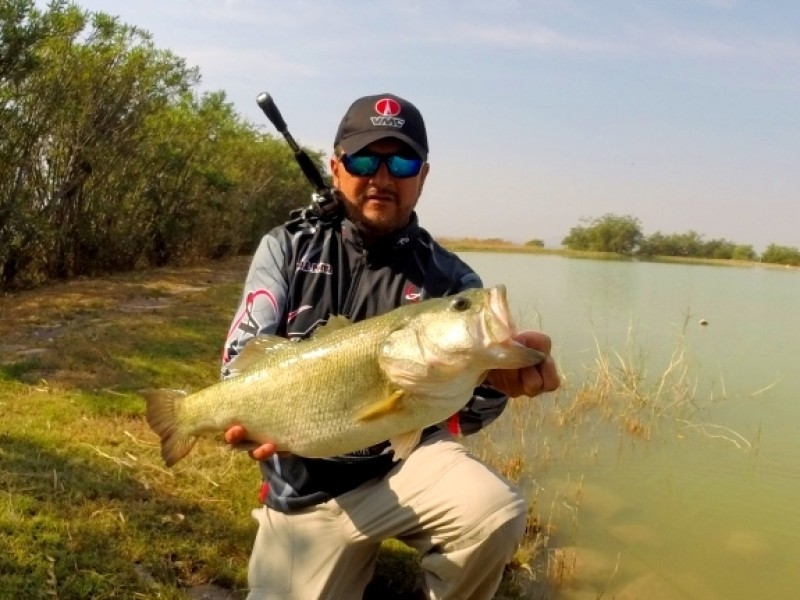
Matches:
[224,425,277,461]
[485,331,560,398]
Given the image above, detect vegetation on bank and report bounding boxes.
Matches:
[439,236,800,271]
[560,214,800,266]
[1,0,320,291]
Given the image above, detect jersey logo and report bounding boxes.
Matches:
[404,284,422,302]
[296,259,332,275]
[223,288,278,363]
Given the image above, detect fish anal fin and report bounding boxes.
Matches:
[389,429,423,461]
[355,389,407,421]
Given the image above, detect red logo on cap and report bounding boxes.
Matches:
[375,98,401,117]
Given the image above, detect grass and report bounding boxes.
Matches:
[0,258,259,599]
[0,256,743,599]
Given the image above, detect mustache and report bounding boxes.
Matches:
[360,188,397,201]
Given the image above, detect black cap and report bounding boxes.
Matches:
[334,93,428,160]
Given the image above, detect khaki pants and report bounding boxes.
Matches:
[246,432,527,600]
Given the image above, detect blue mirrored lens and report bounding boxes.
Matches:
[386,155,423,178]
[343,154,381,177]
[343,152,422,178]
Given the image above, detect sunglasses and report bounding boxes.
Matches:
[340,150,424,179]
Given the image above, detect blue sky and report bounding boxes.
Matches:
[68,0,799,250]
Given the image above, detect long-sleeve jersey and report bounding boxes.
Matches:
[222,211,511,512]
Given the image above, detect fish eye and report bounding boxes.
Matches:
[450,296,471,311]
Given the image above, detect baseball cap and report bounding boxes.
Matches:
[334,93,428,161]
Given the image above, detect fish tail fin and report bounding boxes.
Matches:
[144,389,197,467]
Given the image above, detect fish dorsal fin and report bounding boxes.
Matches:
[389,429,423,461]
[227,335,290,377]
[355,389,407,421]
[313,315,354,338]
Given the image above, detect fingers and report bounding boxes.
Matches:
[224,424,246,444]
[538,355,561,392]
[224,425,276,461]
[486,330,561,398]
[512,330,552,356]
[249,442,277,461]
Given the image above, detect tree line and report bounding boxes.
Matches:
[1,0,319,291]
[561,214,800,266]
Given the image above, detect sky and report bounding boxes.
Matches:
[65,0,799,250]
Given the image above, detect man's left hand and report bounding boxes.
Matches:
[485,331,560,398]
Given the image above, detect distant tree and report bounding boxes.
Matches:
[761,244,800,266]
[731,245,757,261]
[561,226,589,250]
[670,230,705,257]
[637,232,666,257]
[525,239,545,248]
[562,213,643,255]
[637,231,757,261]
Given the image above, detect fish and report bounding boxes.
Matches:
[144,285,545,467]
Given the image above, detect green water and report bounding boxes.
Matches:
[461,252,800,599]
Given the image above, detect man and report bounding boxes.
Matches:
[223,93,560,599]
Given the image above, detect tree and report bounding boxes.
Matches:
[731,245,757,261]
[0,2,318,290]
[562,213,643,255]
[761,244,800,266]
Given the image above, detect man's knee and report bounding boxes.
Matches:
[489,498,527,558]
[472,484,526,552]
[439,465,527,555]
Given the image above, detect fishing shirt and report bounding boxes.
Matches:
[221,210,512,513]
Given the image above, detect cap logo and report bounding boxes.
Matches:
[375,98,401,116]
[371,97,405,128]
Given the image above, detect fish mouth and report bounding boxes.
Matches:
[481,285,545,367]
[484,285,517,343]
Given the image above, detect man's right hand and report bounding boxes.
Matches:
[224,425,277,461]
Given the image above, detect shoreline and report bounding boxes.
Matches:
[438,238,800,271]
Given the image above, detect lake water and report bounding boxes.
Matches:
[459,252,800,599]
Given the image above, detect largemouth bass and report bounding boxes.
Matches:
[145,285,544,467]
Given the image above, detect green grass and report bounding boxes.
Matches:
[0,259,259,599]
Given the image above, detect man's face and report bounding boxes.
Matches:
[330,138,429,242]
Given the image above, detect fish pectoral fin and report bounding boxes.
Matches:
[389,429,423,461]
[355,389,407,421]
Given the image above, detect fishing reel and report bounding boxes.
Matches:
[256,92,343,223]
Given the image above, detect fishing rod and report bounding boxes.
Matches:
[256,92,342,221]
